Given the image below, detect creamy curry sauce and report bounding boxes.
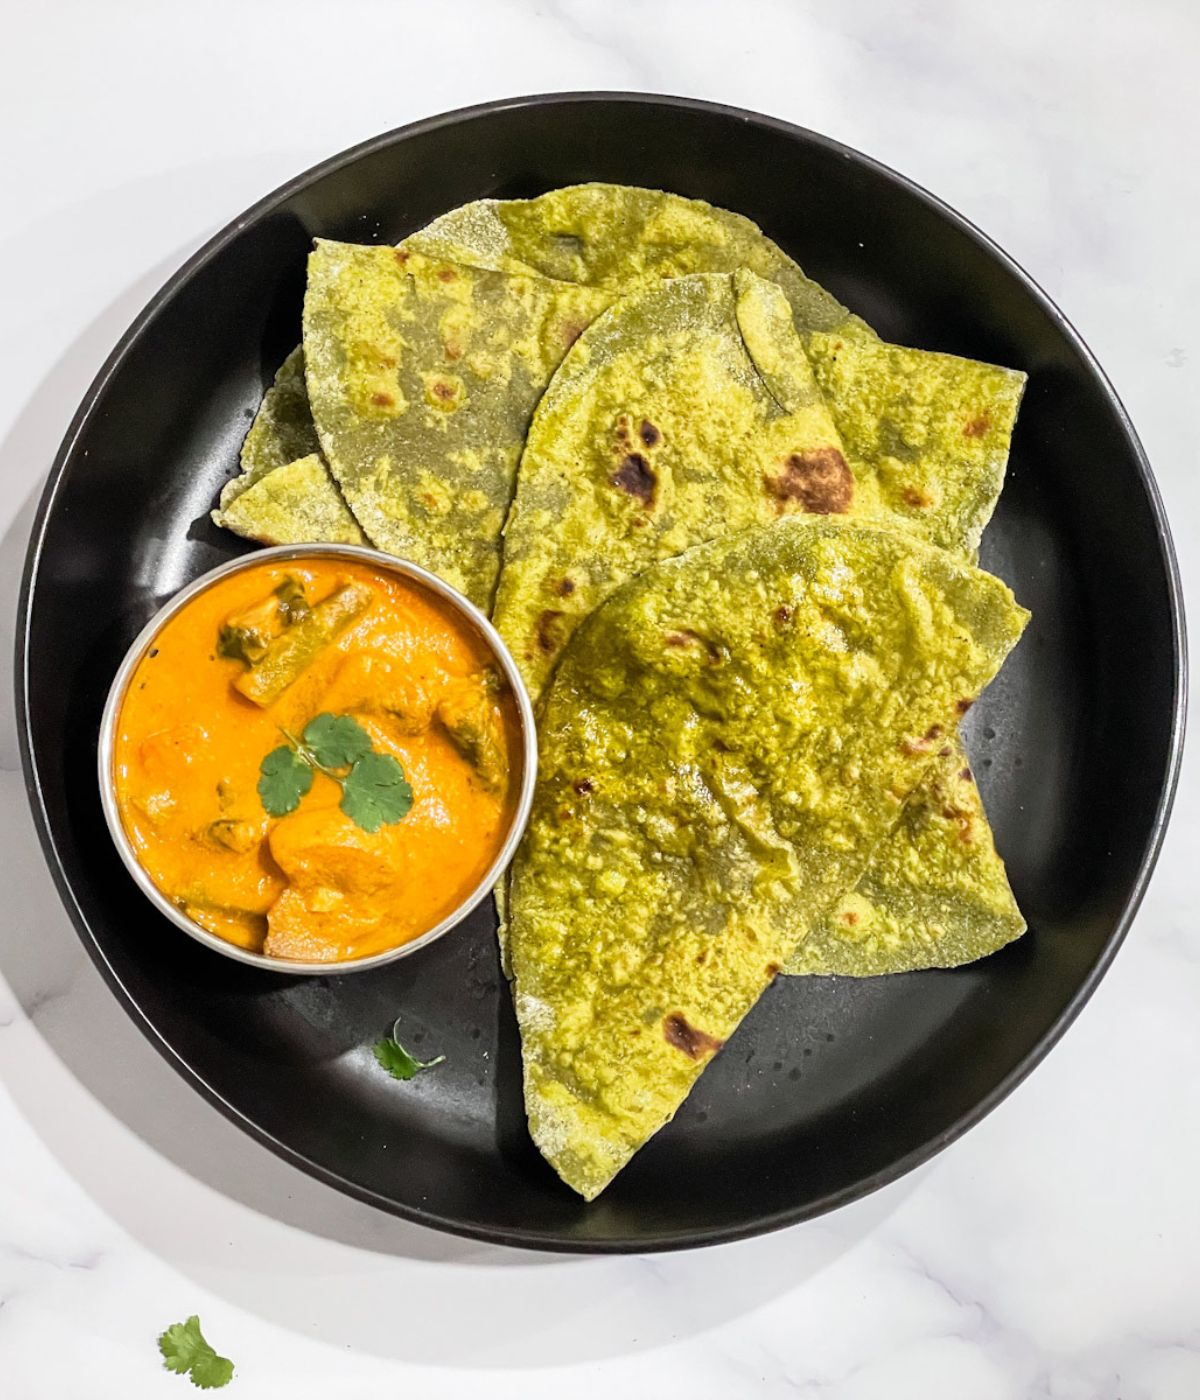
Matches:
[114,558,521,962]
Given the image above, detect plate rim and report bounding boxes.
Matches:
[14,90,1188,1253]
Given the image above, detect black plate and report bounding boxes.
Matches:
[17,94,1185,1252]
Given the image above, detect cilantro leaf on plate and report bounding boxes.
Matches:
[158,1315,235,1390]
[257,744,313,817]
[302,711,373,769]
[340,750,414,832]
[374,1022,445,1080]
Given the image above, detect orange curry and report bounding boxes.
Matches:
[114,557,521,962]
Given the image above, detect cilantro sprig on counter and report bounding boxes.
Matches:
[257,713,413,832]
[158,1315,234,1389]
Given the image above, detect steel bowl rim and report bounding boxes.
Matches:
[95,541,538,976]
[16,91,1187,1252]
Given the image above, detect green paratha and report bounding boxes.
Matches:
[492,269,1025,977]
[412,185,1025,556]
[787,336,1026,974]
[510,517,1029,1198]
[218,346,320,506]
[408,182,861,335]
[805,331,1026,558]
[495,267,1025,693]
[212,454,365,546]
[224,186,1023,574]
[219,184,853,537]
[794,746,1025,975]
[493,269,849,700]
[302,241,610,608]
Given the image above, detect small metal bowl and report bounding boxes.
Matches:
[97,543,538,975]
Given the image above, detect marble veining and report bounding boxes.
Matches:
[2,0,1198,1395]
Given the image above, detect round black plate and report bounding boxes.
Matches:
[17,94,1185,1252]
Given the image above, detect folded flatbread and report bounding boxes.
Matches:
[302,241,609,607]
[492,270,1027,976]
[509,517,1029,1197]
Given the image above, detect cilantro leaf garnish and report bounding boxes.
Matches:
[302,712,373,769]
[257,744,313,817]
[374,1019,444,1080]
[340,750,414,833]
[256,713,413,833]
[158,1315,235,1390]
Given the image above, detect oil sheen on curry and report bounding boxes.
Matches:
[113,558,521,962]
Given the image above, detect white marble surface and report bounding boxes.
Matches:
[2,1,1198,1395]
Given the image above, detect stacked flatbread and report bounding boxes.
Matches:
[213,185,1029,1197]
